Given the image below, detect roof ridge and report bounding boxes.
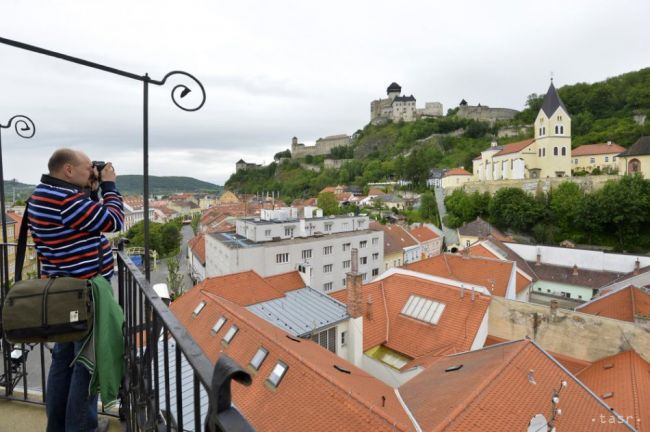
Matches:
[200,290,412,431]
[628,351,642,430]
[433,340,529,431]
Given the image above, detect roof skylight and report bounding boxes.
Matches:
[250,347,268,370]
[401,295,446,325]
[268,361,288,387]
[223,325,239,344]
[192,301,206,317]
[211,317,227,335]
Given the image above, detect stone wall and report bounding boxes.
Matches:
[453,175,619,195]
[324,159,353,169]
[291,135,351,159]
[488,296,650,362]
[457,105,519,123]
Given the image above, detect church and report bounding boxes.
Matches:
[472,81,572,180]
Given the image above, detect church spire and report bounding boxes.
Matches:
[541,80,569,118]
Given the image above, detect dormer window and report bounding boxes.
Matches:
[192,301,206,317]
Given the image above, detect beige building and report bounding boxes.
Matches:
[618,136,650,178]
[441,167,473,189]
[571,142,624,173]
[472,81,572,181]
[218,191,240,204]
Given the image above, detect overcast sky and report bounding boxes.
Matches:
[0,0,648,186]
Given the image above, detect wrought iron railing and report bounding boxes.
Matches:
[0,243,255,431]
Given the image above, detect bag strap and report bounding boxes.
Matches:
[14,200,31,283]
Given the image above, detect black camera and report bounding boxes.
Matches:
[92,161,107,172]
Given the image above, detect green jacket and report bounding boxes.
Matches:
[75,275,124,408]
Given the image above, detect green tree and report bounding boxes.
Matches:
[550,182,583,236]
[274,149,291,161]
[488,188,542,232]
[419,191,437,221]
[166,258,184,299]
[317,192,339,215]
[599,175,650,248]
[190,212,201,235]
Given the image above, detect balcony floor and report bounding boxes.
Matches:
[0,397,123,431]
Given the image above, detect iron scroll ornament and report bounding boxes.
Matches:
[0,115,36,139]
[148,70,206,112]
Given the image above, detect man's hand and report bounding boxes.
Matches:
[88,166,100,191]
[101,162,117,183]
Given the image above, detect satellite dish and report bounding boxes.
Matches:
[528,414,547,432]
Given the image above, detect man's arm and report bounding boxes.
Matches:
[60,181,124,233]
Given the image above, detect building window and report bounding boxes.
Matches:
[553,147,558,156]
[538,148,542,157]
[342,279,346,287]
[590,157,596,164]
[285,227,294,237]
[193,301,206,317]
[360,240,367,248]
[341,331,347,346]
[323,246,333,255]
[265,229,271,237]
[360,257,367,265]
[543,148,546,157]
[211,317,227,335]
[276,253,289,264]
[302,249,312,260]
[372,252,379,260]
[250,347,268,371]
[372,237,379,245]
[342,243,351,252]
[223,325,239,344]
[343,260,351,269]
[323,264,333,273]
[574,158,578,164]
[342,222,349,230]
[311,327,336,353]
[323,282,333,291]
[605,156,609,162]
[324,223,333,232]
[267,361,288,387]
[372,268,379,276]
[561,147,566,156]
[361,273,367,281]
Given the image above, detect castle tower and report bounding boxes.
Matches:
[387,82,402,100]
[534,80,572,177]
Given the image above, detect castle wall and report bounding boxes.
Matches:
[291,135,351,159]
[450,175,619,194]
[457,105,519,123]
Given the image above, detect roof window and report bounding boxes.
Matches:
[211,317,227,335]
[401,295,446,325]
[192,301,206,317]
[223,325,239,344]
[267,361,288,387]
[603,363,614,370]
[445,365,463,372]
[334,365,351,374]
[250,347,268,370]
[603,392,614,399]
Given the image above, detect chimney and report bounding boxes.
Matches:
[346,248,363,319]
[572,264,578,276]
[607,141,612,146]
[460,284,465,299]
[366,294,374,320]
[550,299,559,321]
[536,249,542,266]
[491,140,498,148]
[634,258,640,275]
[470,287,475,301]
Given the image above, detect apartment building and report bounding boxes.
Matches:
[205,207,383,293]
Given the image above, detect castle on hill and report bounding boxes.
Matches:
[370,82,443,124]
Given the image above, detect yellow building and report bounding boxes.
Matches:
[571,142,625,173]
[618,136,650,179]
[441,167,473,189]
[472,81,572,180]
[218,190,240,204]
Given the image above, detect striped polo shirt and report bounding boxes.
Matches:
[27,174,124,279]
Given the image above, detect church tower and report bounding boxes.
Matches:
[533,80,572,177]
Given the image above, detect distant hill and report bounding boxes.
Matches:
[116,175,223,196]
[3,180,36,202]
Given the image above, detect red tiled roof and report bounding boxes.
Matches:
[406,254,515,298]
[409,225,440,242]
[572,143,626,157]
[320,186,336,194]
[515,271,532,294]
[370,222,418,256]
[399,339,631,431]
[263,271,305,293]
[187,233,206,265]
[578,350,650,431]
[443,167,472,177]
[577,285,650,322]
[468,243,497,259]
[170,288,414,431]
[196,270,285,306]
[368,188,386,196]
[331,272,490,362]
[5,211,22,225]
[494,138,535,157]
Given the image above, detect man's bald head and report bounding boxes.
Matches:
[48,148,80,175]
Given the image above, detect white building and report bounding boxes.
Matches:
[205,207,384,293]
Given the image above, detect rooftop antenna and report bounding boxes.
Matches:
[550,71,554,83]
